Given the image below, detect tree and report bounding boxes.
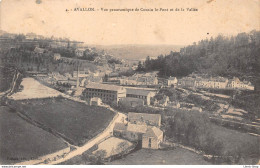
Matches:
[90,150,107,165]
[136,61,144,72]
[116,141,129,153]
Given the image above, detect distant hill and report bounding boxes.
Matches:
[90,45,183,60]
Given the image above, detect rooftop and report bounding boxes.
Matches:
[113,123,127,131]
[126,88,153,96]
[85,82,125,91]
[143,127,163,138]
[127,123,147,133]
[168,77,177,80]
[128,112,161,124]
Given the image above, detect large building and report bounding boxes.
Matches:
[83,82,126,104]
[195,77,228,89]
[125,87,156,105]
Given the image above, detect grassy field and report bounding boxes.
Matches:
[108,148,210,165]
[9,97,116,146]
[0,106,67,164]
[211,124,260,158]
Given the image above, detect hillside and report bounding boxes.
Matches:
[92,45,183,60]
[137,31,260,87]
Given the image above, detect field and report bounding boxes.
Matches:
[9,97,116,146]
[9,78,62,100]
[0,106,67,164]
[211,124,260,159]
[108,148,210,165]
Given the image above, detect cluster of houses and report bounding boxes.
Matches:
[113,112,163,149]
[108,72,159,86]
[177,76,254,90]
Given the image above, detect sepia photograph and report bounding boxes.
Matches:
[0,0,259,166]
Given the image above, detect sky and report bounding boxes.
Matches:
[0,0,259,45]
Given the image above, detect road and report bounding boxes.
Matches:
[4,77,127,165]
[42,109,126,165]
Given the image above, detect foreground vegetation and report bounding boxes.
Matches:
[165,110,260,164]
[0,106,67,164]
[0,66,16,92]
[7,97,116,146]
[108,148,210,165]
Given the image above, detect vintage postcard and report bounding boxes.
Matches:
[0,0,259,166]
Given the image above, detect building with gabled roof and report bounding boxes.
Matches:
[142,127,163,149]
[83,82,126,104]
[128,112,161,127]
[125,87,156,105]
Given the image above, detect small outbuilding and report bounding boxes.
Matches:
[90,97,102,106]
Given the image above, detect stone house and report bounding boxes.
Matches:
[113,112,163,149]
[167,76,178,87]
[113,123,147,141]
[113,123,163,149]
[142,127,163,149]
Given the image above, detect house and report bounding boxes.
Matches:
[90,97,102,106]
[125,87,156,105]
[177,77,196,88]
[128,112,161,127]
[113,123,128,137]
[80,76,103,86]
[83,82,126,105]
[227,77,254,90]
[73,70,89,78]
[168,101,181,108]
[53,53,61,60]
[192,107,203,112]
[113,123,147,141]
[119,97,144,107]
[167,77,178,87]
[195,77,228,89]
[113,112,163,149]
[227,77,240,89]
[142,127,163,149]
[240,80,254,90]
[75,48,85,57]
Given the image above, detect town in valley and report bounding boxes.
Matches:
[0,30,260,165]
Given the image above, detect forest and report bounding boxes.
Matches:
[137,30,260,79]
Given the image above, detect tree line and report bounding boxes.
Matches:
[137,30,260,78]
